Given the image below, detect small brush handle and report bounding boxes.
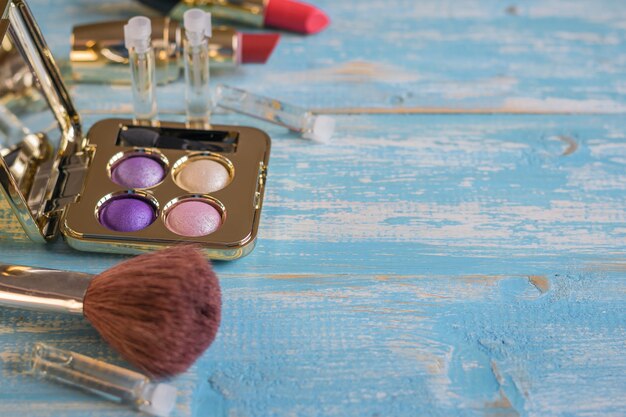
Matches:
[0,263,92,314]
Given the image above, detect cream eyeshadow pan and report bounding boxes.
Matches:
[174,158,232,194]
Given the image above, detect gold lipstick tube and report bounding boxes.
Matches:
[70,17,240,85]
[170,0,268,27]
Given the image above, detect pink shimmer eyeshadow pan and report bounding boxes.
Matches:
[165,200,222,237]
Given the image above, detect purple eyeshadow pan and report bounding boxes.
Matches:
[111,155,165,189]
[99,196,156,232]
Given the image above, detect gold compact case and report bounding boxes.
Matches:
[0,0,270,259]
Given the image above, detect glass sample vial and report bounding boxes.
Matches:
[124,16,158,123]
[214,84,336,143]
[31,343,177,417]
[183,9,212,128]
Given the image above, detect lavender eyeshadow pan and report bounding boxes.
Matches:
[111,156,165,189]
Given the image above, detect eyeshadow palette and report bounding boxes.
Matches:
[0,1,270,259]
[62,120,269,258]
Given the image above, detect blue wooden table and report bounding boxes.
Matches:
[1,1,625,416]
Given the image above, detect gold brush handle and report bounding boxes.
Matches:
[0,263,91,314]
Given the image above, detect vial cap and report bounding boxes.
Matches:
[138,383,177,417]
[124,16,152,53]
[303,115,336,143]
[184,9,212,38]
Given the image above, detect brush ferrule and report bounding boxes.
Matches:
[0,264,91,314]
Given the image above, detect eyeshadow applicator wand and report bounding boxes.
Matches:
[0,246,221,378]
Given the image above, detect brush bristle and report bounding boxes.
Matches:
[83,246,221,378]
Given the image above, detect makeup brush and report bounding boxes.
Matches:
[0,246,221,378]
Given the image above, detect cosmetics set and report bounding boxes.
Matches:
[0,6,225,393]
[0,0,336,413]
[0,0,276,259]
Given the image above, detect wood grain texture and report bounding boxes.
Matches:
[1,0,625,416]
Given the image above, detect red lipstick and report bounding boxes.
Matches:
[263,0,330,34]
[241,33,281,63]
[137,0,330,35]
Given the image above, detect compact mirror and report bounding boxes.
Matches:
[0,32,58,188]
[0,0,81,242]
